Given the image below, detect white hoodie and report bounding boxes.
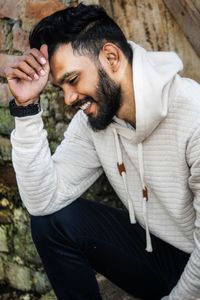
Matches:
[11,42,200,299]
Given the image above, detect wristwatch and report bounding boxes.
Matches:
[9,98,41,117]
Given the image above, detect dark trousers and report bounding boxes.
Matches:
[30,198,189,300]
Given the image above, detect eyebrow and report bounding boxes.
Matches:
[53,71,79,87]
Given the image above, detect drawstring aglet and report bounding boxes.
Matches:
[117,162,126,176]
[143,186,148,201]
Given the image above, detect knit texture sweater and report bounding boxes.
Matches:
[11,42,200,300]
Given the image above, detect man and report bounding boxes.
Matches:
[5,3,200,300]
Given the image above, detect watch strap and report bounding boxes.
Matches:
[9,98,41,117]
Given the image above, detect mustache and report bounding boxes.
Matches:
[71,96,96,110]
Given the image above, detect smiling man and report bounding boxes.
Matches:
[50,43,127,130]
[5,3,200,300]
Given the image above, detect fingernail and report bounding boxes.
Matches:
[27,76,32,81]
[34,73,39,80]
[40,57,46,65]
[40,69,46,76]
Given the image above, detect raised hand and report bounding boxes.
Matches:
[5,44,50,106]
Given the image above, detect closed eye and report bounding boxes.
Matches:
[68,76,78,85]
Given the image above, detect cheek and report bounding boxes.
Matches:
[78,76,99,96]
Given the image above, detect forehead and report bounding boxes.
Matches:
[50,43,96,83]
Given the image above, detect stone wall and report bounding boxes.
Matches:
[0,0,200,299]
[0,0,123,299]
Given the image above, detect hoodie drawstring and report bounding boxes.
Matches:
[138,143,153,252]
[113,128,136,224]
[112,128,153,252]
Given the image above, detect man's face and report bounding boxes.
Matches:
[50,43,121,130]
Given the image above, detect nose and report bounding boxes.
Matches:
[64,91,79,106]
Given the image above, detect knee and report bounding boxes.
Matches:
[30,198,86,246]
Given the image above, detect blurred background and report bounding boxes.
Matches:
[0,0,200,299]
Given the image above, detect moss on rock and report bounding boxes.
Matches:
[0,109,14,136]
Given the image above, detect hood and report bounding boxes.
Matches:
[113,41,183,143]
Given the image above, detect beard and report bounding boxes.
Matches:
[87,67,122,131]
[71,66,122,131]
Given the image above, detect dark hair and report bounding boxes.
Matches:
[29,3,132,63]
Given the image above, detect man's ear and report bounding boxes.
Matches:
[99,43,120,72]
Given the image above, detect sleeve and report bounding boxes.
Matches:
[164,125,200,300]
[11,110,103,216]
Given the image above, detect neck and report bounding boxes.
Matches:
[116,62,135,127]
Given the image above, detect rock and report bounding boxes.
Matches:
[0,255,5,281]
[19,294,32,300]
[0,109,14,136]
[0,184,15,200]
[55,122,67,142]
[33,271,51,294]
[97,274,140,300]
[0,53,18,78]
[0,136,12,163]
[13,208,41,265]
[0,167,17,187]
[13,256,24,266]
[0,226,9,252]
[22,0,65,32]
[40,94,50,117]
[0,198,10,208]
[0,210,12,224]
[0,83,12,108]
[5,261,32,291]
[12,22,29,52]
[40,290,56,300]
[0,19,12,51]
[84,0,99,4]
[0,0,23,20]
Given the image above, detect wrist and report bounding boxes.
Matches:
[15,97,40,107]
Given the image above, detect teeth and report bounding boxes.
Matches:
[80,101,91,110]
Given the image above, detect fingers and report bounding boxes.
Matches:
[22,48,47,79]
[5,67,33,81]
[24,54,46,77]
[5,47,49,81]
[40,44,48,60]
[24,47,47,65]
